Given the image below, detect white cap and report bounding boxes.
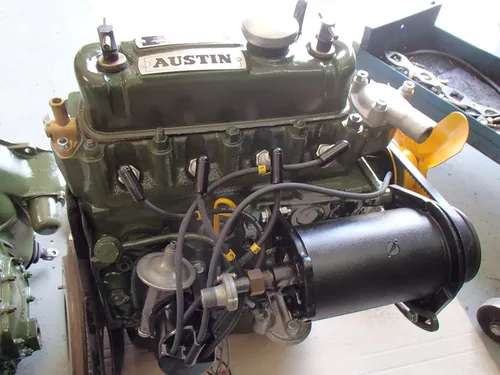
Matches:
[242,15,299,49]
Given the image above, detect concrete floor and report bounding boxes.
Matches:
[1,0,500,373]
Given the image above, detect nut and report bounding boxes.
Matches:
[343,113,363,133]
[401,80,415,93]
[154,127,167,142]
[188,158,197,177]
[247,269,266,296]
[152,128,169,152]
[373,98,388,111]
[316,144,333,157]
[354,70,369,84]
[109,290,129,306]
[255,150,270,167]
[260,208,271,223]
[224,126,241,144]
[192,262,205,274]
[279,206,292,216]
[290,120,307,137]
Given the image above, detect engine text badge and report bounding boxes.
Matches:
[138,48,247,74]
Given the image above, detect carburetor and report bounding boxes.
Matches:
[49,4,480,375]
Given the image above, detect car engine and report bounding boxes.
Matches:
[48,5,481,375]
[0,141,63,374]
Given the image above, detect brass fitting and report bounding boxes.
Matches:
[45,97,79,158]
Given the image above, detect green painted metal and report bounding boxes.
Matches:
[0,141,64,373]
[0,141,64,201]
[0,241,40,375]
[51,36,398,328]
[74,41,355,135]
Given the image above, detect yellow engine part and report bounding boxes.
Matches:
[392,111,469,195]
[213,198,237,234]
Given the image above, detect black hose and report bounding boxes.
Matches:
[141,199,185,220]
[405,49,500,96]
[183,296,202,322]
[255,192,281,268]
[208,168,259,193]
[211,310,230,333]
[171,202,199,355]
[122,233,214,251]
[283,158,322,171]
[255,193,281,248]
[200,300,245,360]
[196,194,219,242]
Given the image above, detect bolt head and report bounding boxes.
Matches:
[287,319,300,332]
[402,80,415,93]
[279,206,292,216]
[290,120,307,137]
[84,139,97,150]
[373,98,388,111]
[188,158,197,177]
[153,127,167,142]
[344,113,363,132]
[354,70,369,84]
[56,137,70,151]
[407,311,419,323]
[255,150,270,167]
[224,126,241,144]
[193,262,205,274]
[152,128,169,152]
[109,290,129,306]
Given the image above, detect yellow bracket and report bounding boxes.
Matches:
[213,198,237,234]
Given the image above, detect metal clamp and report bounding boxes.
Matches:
[395,302,439,332]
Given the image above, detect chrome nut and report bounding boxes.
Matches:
[316,144,333,157]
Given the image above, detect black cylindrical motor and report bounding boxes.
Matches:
[285,206,480,321]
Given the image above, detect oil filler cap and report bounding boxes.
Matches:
[242,15,298,57]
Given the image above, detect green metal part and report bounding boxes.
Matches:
[0,141,64,201]
[50,33,397,329]
[0,141,65,373]
[0,241,41,375]
[74,41,355,135]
